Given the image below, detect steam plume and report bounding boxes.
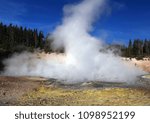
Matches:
[2,0,145,83]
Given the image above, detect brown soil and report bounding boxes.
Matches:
[0,76,44,105]
[129,58,150,72]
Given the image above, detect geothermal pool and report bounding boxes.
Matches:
[142,74,150,79]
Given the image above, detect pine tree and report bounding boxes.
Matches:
[143,39,149,56]
[38,31,44,49]
[127,40,132,57]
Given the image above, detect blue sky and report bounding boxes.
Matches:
[0,0,150,44]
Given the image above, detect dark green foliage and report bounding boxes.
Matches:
[122,39,150,58]
[127,40,132,57]
[0,22,44,53]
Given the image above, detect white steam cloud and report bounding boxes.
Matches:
[2,0,145,83]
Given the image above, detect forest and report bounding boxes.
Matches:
[0,22,45,52]
[122,39,150,58]
[0,22,150,59]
